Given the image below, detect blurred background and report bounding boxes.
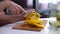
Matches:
[4,0,60,18]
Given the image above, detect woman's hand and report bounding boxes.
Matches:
[0,1,36,25]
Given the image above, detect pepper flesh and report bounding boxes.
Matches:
[24,12,45,28]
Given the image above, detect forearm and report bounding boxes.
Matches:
[0,15,25,26]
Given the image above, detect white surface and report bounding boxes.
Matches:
[0,18,60,34]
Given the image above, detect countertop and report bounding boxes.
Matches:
[0,17,60,34]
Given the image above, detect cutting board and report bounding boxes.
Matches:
[12,20,47,31]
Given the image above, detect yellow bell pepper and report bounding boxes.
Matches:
[24,12,45,28]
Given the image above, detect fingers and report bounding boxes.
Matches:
[0,11,4,15]
[27,9,35,13]
[0,1,35,16]
[7,1,26,15]
[0,1,9,10]
[7,1,19,15]
[14,3,26,15]
[0,1,9,15]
